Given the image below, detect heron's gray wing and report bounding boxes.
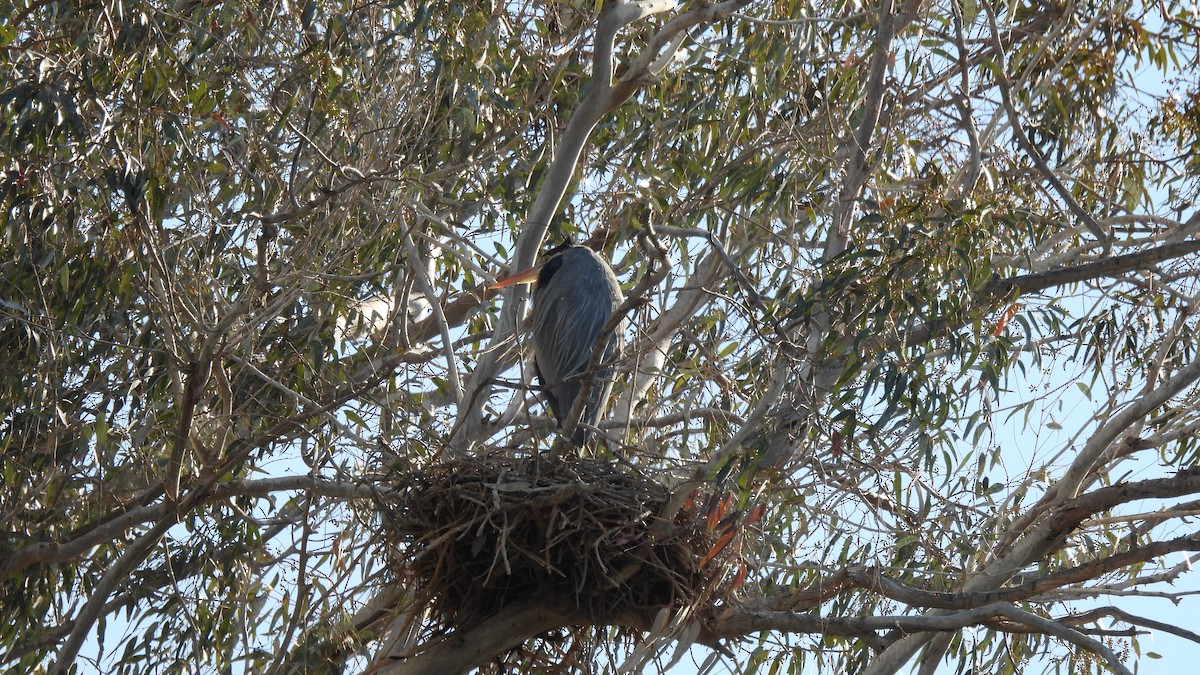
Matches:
[530,248,623,430]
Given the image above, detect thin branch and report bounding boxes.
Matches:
[752,0,901,493]
[266,493,313,675]
[374,601,584,675]
[0,502,169,581]
[992,469,1200,592]
[402,229,463,405]
[226,354,372,446]
[1052,353,1200,504]
[982,238,1200,300]
[866,236,1200,376]
[833,0,896,244]
[164,352,211,501]
[1066,606,1200,647]
[1100,553,1200,592]
[864,468,1200,675]
[824,530,1200,611]
[245,170,398,225]
[0,476,381,584]
[618,0,754,86]
[983,1,1109,248]
[49,515,178,673]
[989,604,1131,675]
[711,601,1132,673]
[949,0,980,196]
[600,407,747,429]
[611,252,726,423]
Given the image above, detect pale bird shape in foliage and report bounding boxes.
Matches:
[336,292,434,342]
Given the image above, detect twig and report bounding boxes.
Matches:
[712,602,1132,675]
[983,1,1110,249]
[266,493,314,675]
[49,516,178,673]
[164,349,212,501]
[1053,352,1200,503]
[0,476,384,583]
[1065,606,1200,646]
[227,354,372,446]
[949,0,981,196]
[600,407,747,429]
[612,252,726,424]
[402,228,463,405]
[990,604,1131,675]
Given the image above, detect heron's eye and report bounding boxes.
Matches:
[538,254,565,288]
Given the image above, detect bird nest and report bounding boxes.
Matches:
[376,455,740,638]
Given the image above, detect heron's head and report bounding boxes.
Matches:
[488,243,584,291]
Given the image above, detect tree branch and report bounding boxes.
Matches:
[612,251,727,423]
[821,530,1200,611]
[402,229,463,405]
[1066,606,1200,647]
[49,515,178,673]
[863,468,1200,674]
[983,1,1110,248]
[710,601,1132,674]
[983,238,1200,300]
[375,601,584,675]
[867,237,1200,361]
[0,477,382,581]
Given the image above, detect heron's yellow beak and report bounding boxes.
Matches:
[488,265,541,289]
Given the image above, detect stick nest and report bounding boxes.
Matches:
[377,455,729,632]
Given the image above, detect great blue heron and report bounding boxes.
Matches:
[492,243,624,443]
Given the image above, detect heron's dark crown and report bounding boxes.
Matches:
[538,251,566,288]
[537,244,591,289]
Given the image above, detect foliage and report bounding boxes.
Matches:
[2,0,1200,673]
